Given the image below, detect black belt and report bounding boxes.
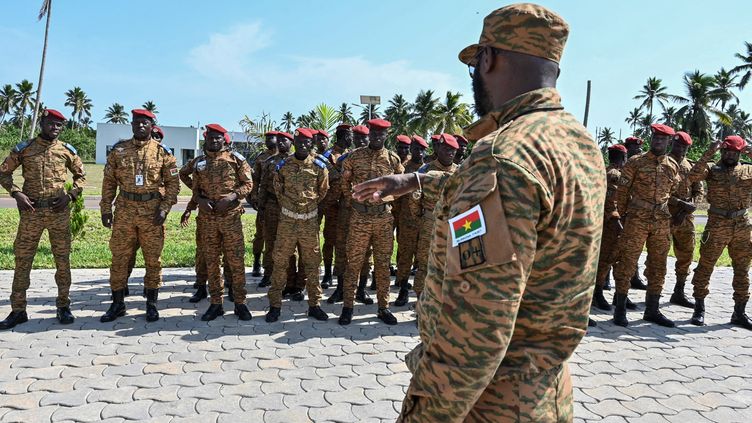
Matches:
[351,202,389,215]
[120,191,161,202]
[31,197,58,208]
[630,198,668,212]
[709,207,747,219]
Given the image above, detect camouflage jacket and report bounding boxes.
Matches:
[257,152,290,208]
[342,146,404,206]
[604,165,621,215]
[402,88,605,420]
[273,154,329,215]
[249,149,276,204]
[688,148,752,215]
[614,151,680,220]
[191,149,253,216]
[100,138,179,215]
[0,137,86,201]
[410,160,457,218]
[668,157,703,216]
[395,159,424,220]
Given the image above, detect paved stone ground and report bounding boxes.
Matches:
[0,256,750,422]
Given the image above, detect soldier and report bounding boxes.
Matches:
[339,118,404,326]
[667,131,701,308]
[265,128,330,322]
[0,109,86,330]
[248,131,278,277]
[688,136,752,329]
[395,134,458,307]
[100,109,180,323]
[395,134,412,163]
[188,124,253,321]
[392,135,413,279]
[624,136,644,158]
[623,135,649,291]
[353,5,604,420]
[318,127,349,289]
[612,124,681,327]
[313,129,329,154]
[592,144,628,312]
[152,126,164,142]
[453,134,469,164]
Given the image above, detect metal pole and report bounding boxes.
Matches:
[583,80,591,128]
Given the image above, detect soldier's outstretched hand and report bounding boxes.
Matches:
[352,173,419,203]
[180,210,192,228]
[12,192,35,212]
[51,191,71,212]
[101,212,113,228]
[709,139,723,152]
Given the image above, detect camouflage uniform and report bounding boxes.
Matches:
[333,152,373,279]
[318,148,343,277]
[268,155,329,307]
[258,153,289,277]
[342,147,404,308]
[399,88,604,422]
[395,159,424,284]
[595,165,623,287]
[669,158,703,281]
[101,138,180,291]
[190,150,253,304]
[0,137,86,311]
[249,149,276,263]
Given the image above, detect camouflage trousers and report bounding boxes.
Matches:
[334,203,372,278]
[262,200,281,274]
[10,209,72,311]
[319,199,339,272]
[595,219,622,288]
[413,214,435,295]
[398,361,572,422]
[691,216,752,302]
[268,215,322,308]
[194,219,231,285]
[109,207,164,291]
[614,216,671,296]
[197,211,247,304]
[670,215,695,279]
[396,210,420,282]
[252,209,265,259]
[343,209,393,308]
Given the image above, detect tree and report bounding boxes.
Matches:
[716,104,752,139]
[142,101,158,115]
[104,103,128,124]
[661,106,679,128]
[384,94,411,138]
[239,112,277,142]
[731,41,752,89]
[358,104,380,123]
[625,107,643,133]
[409,89,441,138]
[597,127,616,147]
[309,103,340,135]
[435,91,473,135]
[672,70,729,148]
[337,103,354,125]
[710,68,739,112]
[0,84,17,125]
[64,87,92,128]
[29,0,53,140]
[14,80,35,141]
[634,77,670,117]
[635,114,656,139]
[281,112,294,132]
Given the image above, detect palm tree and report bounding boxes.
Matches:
[597,127,616,147]
[384,94,411,138]
[239,112,277,139]
[730,107,752,138]
[710,68,739,112]
[64,87,92,128]
[672,70,730,147]
[104,103,128,124]
[435,91,473,135]
[731,41,752,89]
[634,77,670,117]
[625,107,643,133]
[281,112,295,132]
[635,114,657,139]
[409,89,441,138]
[661,106,679,128]
[142,101,158,115]
[0,84,17,125]
[79,117,92,129]
[310,103,340,135]
[296,110,316,128]
[29,0,53,139]
[359,105,380,123]
[337,103,354,125]
[14,80,35,140]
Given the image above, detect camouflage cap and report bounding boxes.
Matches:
[458,3,569,65]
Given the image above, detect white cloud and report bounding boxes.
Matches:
[186,22,270,81]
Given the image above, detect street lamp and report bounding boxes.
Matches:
[353,95,381,121]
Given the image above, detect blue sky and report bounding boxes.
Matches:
[1,0,751,137]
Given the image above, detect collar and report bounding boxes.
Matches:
[35,136,57,146]
[132,136,152,148]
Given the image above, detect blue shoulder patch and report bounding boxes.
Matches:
[323,149,332,158]
[12,139,31,154]
[232,151,246,161]
[418,164,430,174]
[337,152,350,163]
[159,144,173,155]
[275,158,287,172]
[313,158,327,169]
[63,143,78,155]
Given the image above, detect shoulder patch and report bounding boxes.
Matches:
[63,143,78,155]
[313,158,327,169]
[232,151,246,162]
[337,152,350,163]
[159,144,173,155]
[323,149,332,159]
[12,139,32,154]
[275,158,287,172]
[418,164,430,174]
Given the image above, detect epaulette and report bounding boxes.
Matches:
[63,143,78,155]
[322,149,333,159]
[337,152,350,163]
[232,151,246,162]
[264,155,277,164]
[12,139,32,154]
[316,154,332,168]
[313,158,327,169]
[275,158,287,172]
[159,144,173,155]
[418,164,430,174]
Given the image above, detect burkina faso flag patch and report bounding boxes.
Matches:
[448,204,486,247]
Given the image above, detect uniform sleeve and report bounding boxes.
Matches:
[614,159,637,215]
[100,152,119,214]
[318,167,329,203]
[272,168,282,198]
[234,160,254,199]
[688,149,714,183]
[67,153,87,199]
[404,160,540,421]
[394,154,405,174]
[160,153,180,212]
[250,156,264,201]
[186,197,198,211]
[257,162,270,208]
[0,152,23,195]
[341,157,353,196]
[179,158,196,189]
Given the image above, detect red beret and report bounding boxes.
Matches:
[205,123,227,134]
[278,132,293,141]
[673,131,692,146]
[430,135,441,142]
[131,109,156,120]
[336,124,352,130]
[295,128,315,139]
[454,134,468,145]
[624,136,643,145]
[42,108,66,121]
[223,133,231,144]
[264,131,279,137]
[352,125,370,135]
[317,129,330,138]
[608,144,628,153]
[651,123,675,137]
[151,126,164,138]
[722,135,746,152]
[367,119,391,129]
[411,135,428,148]
[437,133,459,149]
[396,135,411,145]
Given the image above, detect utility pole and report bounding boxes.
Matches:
[583,80,591,128]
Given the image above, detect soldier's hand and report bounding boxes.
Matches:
[12,192,35,212]
[352,174,420,203]
[101,212,113,228]
[196,196,214,213]
[51,192,71,212]
[180,210,192,228]
[709,140,723,152]
[215,193,238,213]
[608,211,621,221]
[153,209,168,226]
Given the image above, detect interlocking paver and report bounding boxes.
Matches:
[101,399,154,420]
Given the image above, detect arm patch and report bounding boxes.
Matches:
[63,143,78,155]
[232,151,246,161]
[275,158,287,172]
[12,140,31,154]
[159,144,174,155]
[313,158,327,169]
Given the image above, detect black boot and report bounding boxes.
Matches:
[691,298,705,326]
[730,301,752,330]
[291,290,305,302]
[0,310,28,330]
[588,318,597,327]
[377,308,398,325]
[592,285,611,311]
[390,265,396,277]
[189,285,208,303]
[124,285,130,297]
[356,276,374,305]
[368,272,376,290]
[100,289,126,323]
[321,266,332,289]
[251,257,262,277]
[145,289,160,322]
[258,274,271,288]
[265,306,281,322]
[613,293,638,310]
[234,303,252,321]
[192,280,201,289]
[613,293,629,327]
[631,272,648,290]
[394,286,409,307]
[669,276,695,308]
[327,275,344,304]
[643,293,675,327]
[338,307,353,325]
[308,306,329,321]
[226,284,234,301]
[201,304,224,321]
[56,307,74,324]
[603,273,612,291]
[142,287,146,298]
